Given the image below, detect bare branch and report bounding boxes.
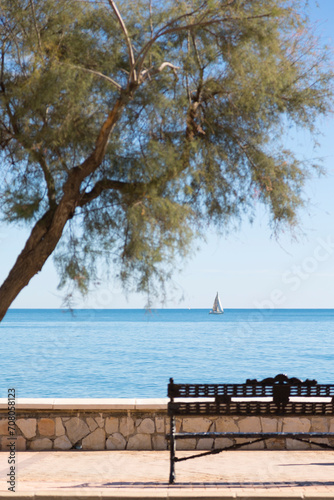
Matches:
[67,64,123,90]
[78,178,135,206]
[140,62,180,82]
[106,0,137,83]
[155,62,180,74]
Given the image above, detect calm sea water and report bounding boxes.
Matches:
[1,309,333,398]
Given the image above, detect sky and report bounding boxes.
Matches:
[1,0,334,310]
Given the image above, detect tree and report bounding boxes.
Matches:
[0,0,332,320]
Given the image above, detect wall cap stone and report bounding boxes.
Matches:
[0,398,169,410]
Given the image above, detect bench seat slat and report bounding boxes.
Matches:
[170,384,334,398]
[168,401,334,416]
[169,431,334,439]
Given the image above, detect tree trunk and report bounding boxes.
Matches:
[0,179,80,321]
[0,97,126,321]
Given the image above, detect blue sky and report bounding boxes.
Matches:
[1,0,334,310]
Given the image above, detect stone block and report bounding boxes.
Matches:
[29,438,53,450]
[238,417,261,433]
[16,436,26,451]
[1,435,26,451]
[54,435,72,450]
[260,417,278,433]
[16,419,36,439]
[120,416,135,437]
[127,433,151,450]
[137,418,155,434]
[196,438,214,450]
[105,417,119,435]
[309,438,330,449]
[182,418,211,433]
[0,437,8,451]
[106,433,126,450]
[276,418,283,432]
[55,418,65,437]
[0,419,9,435]
[236,438,265,450]
[2,436,22,451]
[176,438,196,450]
[82,428,106,450]
[155,417,165,434]
[38,418,55,437]
[95,417,104,428]
[152,435,167,450]
[215,417,239,433]
[286,438,310,450]
[282,417,311,433]
[311,417,329,432]
[214,437,234,449]
[329,418,334,433]
[266,438,285,450]
[65,417,90,444]
[86,417,98,432]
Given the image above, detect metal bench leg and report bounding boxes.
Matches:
[169,415,176,484]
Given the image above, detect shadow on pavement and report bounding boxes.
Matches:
[279,462,334,466]
[63,481,334,489]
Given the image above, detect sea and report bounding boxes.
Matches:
[1,308,333,399]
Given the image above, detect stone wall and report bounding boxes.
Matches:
[0,399,333,451]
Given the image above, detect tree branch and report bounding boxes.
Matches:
[106,0,137,83]
[140,62,180,82]
[34,152,57,209]
[67,64,123,90]
[78,178,134,206]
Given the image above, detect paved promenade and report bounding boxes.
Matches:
[1,450,334,499]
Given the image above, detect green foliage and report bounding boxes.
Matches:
[0,0,333,301]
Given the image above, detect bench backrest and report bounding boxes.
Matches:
[168,374,334,416]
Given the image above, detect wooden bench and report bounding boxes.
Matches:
[167,374,334,484]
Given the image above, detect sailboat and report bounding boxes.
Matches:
[209,292,224,314]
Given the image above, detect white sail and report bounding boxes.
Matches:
[210,292,224,314]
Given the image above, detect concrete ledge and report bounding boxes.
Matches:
[0,398,169,410]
